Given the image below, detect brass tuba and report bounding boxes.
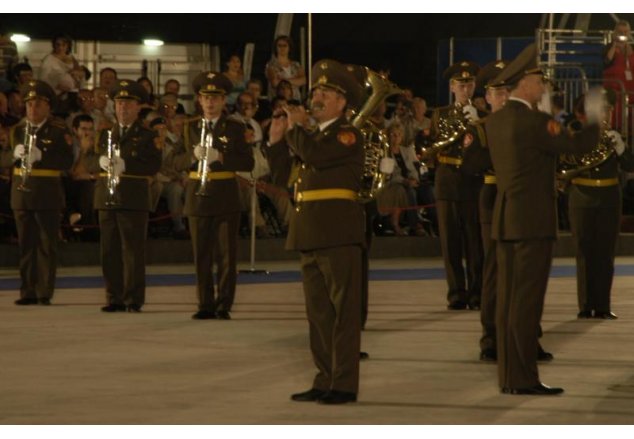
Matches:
[423,100,471,156]
[557,121,616,179]
[351,67,403,200]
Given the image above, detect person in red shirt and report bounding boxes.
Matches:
[603,20,634,132]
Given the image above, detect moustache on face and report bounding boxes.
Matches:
[311,102,325,112]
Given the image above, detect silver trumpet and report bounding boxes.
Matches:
[105,130,121,207]
[196,119,213,197]
[17,121,36,192]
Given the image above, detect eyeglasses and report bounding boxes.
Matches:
[162,104,177,110]
[80,96,95,102]
[277,43,289,48]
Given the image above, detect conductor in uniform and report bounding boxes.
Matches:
[183,72,254,320]
[485,44,600,395]
[10,80,73,306]
[269,59,365,405]
[429,61,485,310]
[86,79,162,313]
[462,61,553,363]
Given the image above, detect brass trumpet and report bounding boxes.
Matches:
[196,119,213,197]
[105,130,121,207]
[17,122,36,193]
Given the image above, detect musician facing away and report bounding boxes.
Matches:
[183,72,253,321]
[86,79,161,313]
[10,80,73,306]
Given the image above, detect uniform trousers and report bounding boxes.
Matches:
[569,206,620,313]
[14,209,60,300]
[300,245,362,394]
[479,184,497,350]
[361,199,378,329]
[98,210,148,306]
[189,213,240,313]
[496,239,553,389]
[436,199,483,304]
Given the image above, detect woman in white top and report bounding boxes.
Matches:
[376,122,425,236]
[265,35,306,101]
[39,34,81,96]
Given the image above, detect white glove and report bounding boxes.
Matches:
[380,157,395,174]
[193,144,205,161]
[419,162,429,176]
[193,144,219,163]
[99,155,125,176]
[584,87,604,125]
[607,130,626,156]
[13,144,42,165]
[13,144,25,161]
[462,104,479,122]
[29,146,42,165]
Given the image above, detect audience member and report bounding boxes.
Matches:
[224,54,247,109]
[265,35,305,100]
[246,78,271,122]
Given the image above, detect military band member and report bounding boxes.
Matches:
[462,61,556,363]
[429,61,485,310]
[270,59,365,405]
[86,79,162,313]
[567,90,634,320]
[461,60,510,360]
[10,80,73,306]
[486,44,600,395]
[184,72,254,320]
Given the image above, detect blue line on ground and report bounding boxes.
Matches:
[3,265,634,291]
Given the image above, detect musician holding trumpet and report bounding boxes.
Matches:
[86,79,161,313]
[9,80,73,306]
[565,89,634,320]
[183,72,253,321]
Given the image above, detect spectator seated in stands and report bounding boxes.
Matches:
[375,122,427,236]
[64,114,98,241]
[0,123,16,242]
[150,116,190,240]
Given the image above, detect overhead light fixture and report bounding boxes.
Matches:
[11,34,31,43]
[143,39,164,47]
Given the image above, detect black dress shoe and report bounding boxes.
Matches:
[15,298,38,305]
[291,388,327,402]
[501,383,564,395]
[216,310,231,320]
[594,311,618,319]
[537,347,554,362]
[318,390,357,405]
[447,300,467,310]
[480,348,497,362]
[38,298,51,306]
[360,351,369,360]
[127,304,142,313]
[468,302,481,310]
[192,310,216,320]
[577,310,593,319]
[101,304,126,312]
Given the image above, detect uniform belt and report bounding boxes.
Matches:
[14,168,61,177]
[571,177,619,187]
[98,172,152,181]
[484,175,497,184]
[296,188,358,202]
[188,171,236,181]
[438,156,463,166]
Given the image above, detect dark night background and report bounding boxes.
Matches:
[3,13,631,103]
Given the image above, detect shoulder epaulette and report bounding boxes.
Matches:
[48,116,67,129]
